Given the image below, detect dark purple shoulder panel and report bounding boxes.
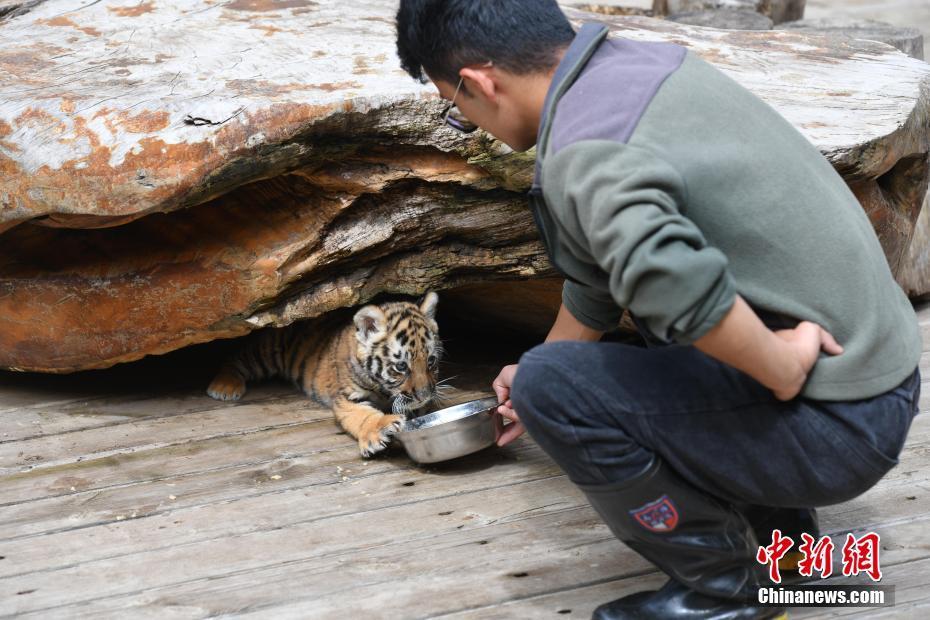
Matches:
[549,38,686,154]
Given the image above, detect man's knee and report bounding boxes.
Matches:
[510,342,652,485]
[511,341,581,422]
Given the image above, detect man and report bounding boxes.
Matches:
[395,1,922,618]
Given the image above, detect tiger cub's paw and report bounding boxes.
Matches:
[358,414,403,457]
[207,371,246,401]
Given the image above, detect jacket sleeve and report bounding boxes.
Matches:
[542,141,736,344]
[562,279,624,332]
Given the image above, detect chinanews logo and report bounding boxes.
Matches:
[629,494,679,532]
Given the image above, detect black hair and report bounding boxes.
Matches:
[396,0,575,85]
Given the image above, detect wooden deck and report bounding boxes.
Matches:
[1,306,928,619]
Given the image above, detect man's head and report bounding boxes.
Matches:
[396,0,575,151]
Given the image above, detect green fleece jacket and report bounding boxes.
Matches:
[530,23,920,400]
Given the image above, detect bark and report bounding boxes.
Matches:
[1,1,929,371]
[899,190,930,299]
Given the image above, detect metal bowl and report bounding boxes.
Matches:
[396,396,501,464]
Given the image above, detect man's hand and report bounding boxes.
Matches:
[492,364,525,446]
[694,296,844,402]
[770,321,844,401]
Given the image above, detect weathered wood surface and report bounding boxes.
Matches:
[0,0,426,230]
[2,1,930,372]
[0,304,926,617]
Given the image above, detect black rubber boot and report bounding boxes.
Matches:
[580,458,786,620]
[592,579,788,620]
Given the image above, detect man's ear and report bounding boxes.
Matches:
[459,65,498,104]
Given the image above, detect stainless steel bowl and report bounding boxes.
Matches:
[396,396,501,464]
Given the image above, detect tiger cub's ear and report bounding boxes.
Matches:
[354,305,387,344]
[419,291,438,320]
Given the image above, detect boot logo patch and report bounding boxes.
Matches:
[630,495,679,532]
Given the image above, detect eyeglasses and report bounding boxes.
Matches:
[440,76,479,134]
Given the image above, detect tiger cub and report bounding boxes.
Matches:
[207,292,442,457]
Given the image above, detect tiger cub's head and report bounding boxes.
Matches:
[353,291,442,416]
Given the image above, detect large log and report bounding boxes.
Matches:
[1,1,929,372]
[1,151,544,371]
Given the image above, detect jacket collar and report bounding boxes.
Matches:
[532,22,610,190]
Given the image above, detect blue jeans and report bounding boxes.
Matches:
[510,340,920,507]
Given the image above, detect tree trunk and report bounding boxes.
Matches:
[1,1,928,371]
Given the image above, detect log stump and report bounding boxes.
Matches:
[781,18,925,60]
[653,0,805,24]
[666,9,774,30]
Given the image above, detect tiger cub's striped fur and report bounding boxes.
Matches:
[207,292,442,457]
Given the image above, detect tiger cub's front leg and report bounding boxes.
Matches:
[207,364,248,401]
[332,397,403,457]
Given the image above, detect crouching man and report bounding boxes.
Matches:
[395,1,921,618]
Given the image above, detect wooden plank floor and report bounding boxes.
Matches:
[1,307,928,619]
